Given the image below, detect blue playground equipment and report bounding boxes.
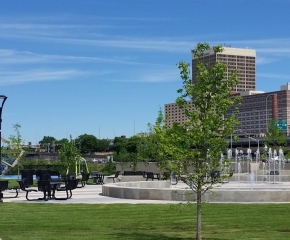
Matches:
[0,150,25,175]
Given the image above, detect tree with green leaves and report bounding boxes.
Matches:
[55,138,69,152]
[148,43,240,240]
[113,136,144,171]
[75,134,98,153]
[96,139,110,152]
[58,136,81,174]
[39,136,57,152]
[265,119,287,148]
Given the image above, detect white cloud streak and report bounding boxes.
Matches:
[0,49,171,66]
[257,73,290,80]
[112,69,179,83]
[0,69,94,86]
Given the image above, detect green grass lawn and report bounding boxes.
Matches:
[1,203,290,240]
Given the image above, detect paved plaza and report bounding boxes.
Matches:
[2,183,183,204]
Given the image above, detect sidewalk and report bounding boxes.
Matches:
[2,184,182,204]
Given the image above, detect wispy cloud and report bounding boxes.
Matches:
[0,49,171,66]
[140,70,179,83]
[0,69,95,86]
[257,73,290,80]
[113,69,179,83]
[42,37,194,52]
[256,56,279,65]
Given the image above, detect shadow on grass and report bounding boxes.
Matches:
[0,234,12,240]
[110,232,228,240]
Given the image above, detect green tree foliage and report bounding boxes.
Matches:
[113,137,128,155]
[113,136,142,171]
[265,119,287,148]
[39,136,57,152]
[55,138,69,152]
[148,43,240,240]
[96,139,110,152]
[58,136,81,174]
[75,134,98,153]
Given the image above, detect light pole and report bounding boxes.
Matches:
[0,95,7,176]
[230,133,233,151]
[265,94,275,132]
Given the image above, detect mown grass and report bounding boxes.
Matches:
[1,203,290,240]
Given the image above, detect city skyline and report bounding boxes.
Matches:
[1,0,290,143]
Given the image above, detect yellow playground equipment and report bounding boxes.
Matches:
[65,157,89,178]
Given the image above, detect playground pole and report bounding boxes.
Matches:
[0,95,7,203]
[0,95,7,172]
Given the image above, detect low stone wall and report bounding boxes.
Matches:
[102,181,171,200]
[102,181,290,202]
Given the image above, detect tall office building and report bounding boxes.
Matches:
[165,47,257,127]
[192,47,256,92]
[165,47,290,136]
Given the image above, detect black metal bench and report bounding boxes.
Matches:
[123,171,135,176]
[145,172,160,181]
[77,172,90,187]
[107,171,120,183]
[123,171,145,176]
[17,179,38,201]
[54,179,79,200]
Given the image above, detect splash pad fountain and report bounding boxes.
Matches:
[103,146,290,203]
[210,146,290,202]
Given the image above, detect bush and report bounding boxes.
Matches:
[100,160,116,175]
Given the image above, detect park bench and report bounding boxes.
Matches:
[107,171,120,183]
[17,179,38,201]
[145,172,160,181]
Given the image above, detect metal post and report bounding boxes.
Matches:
[230,133,232,151]
[0,95,7,203]
[0,95,7,171]
[257,139,259,183]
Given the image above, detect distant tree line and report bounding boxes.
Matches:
[35,134,114,153]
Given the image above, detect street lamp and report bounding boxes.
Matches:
[0,95,7,176]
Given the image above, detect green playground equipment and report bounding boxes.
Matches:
[65,156,89,178]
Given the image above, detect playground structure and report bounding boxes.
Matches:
[0,150,25,175]
[66,157,89,178]
[1,137,90,177]
[0,137,25,175]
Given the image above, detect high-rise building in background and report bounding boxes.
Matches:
[165,47,290,136]
[192,47,256,92]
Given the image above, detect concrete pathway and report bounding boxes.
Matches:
[2,184,182,204]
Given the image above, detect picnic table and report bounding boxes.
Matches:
[0,180,18,202]
[91,172,106,185]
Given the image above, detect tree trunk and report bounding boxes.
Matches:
[196,184,202,240]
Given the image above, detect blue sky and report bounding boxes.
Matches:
[1,0,290,144]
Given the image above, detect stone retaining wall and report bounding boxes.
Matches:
[102,181,290,202]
